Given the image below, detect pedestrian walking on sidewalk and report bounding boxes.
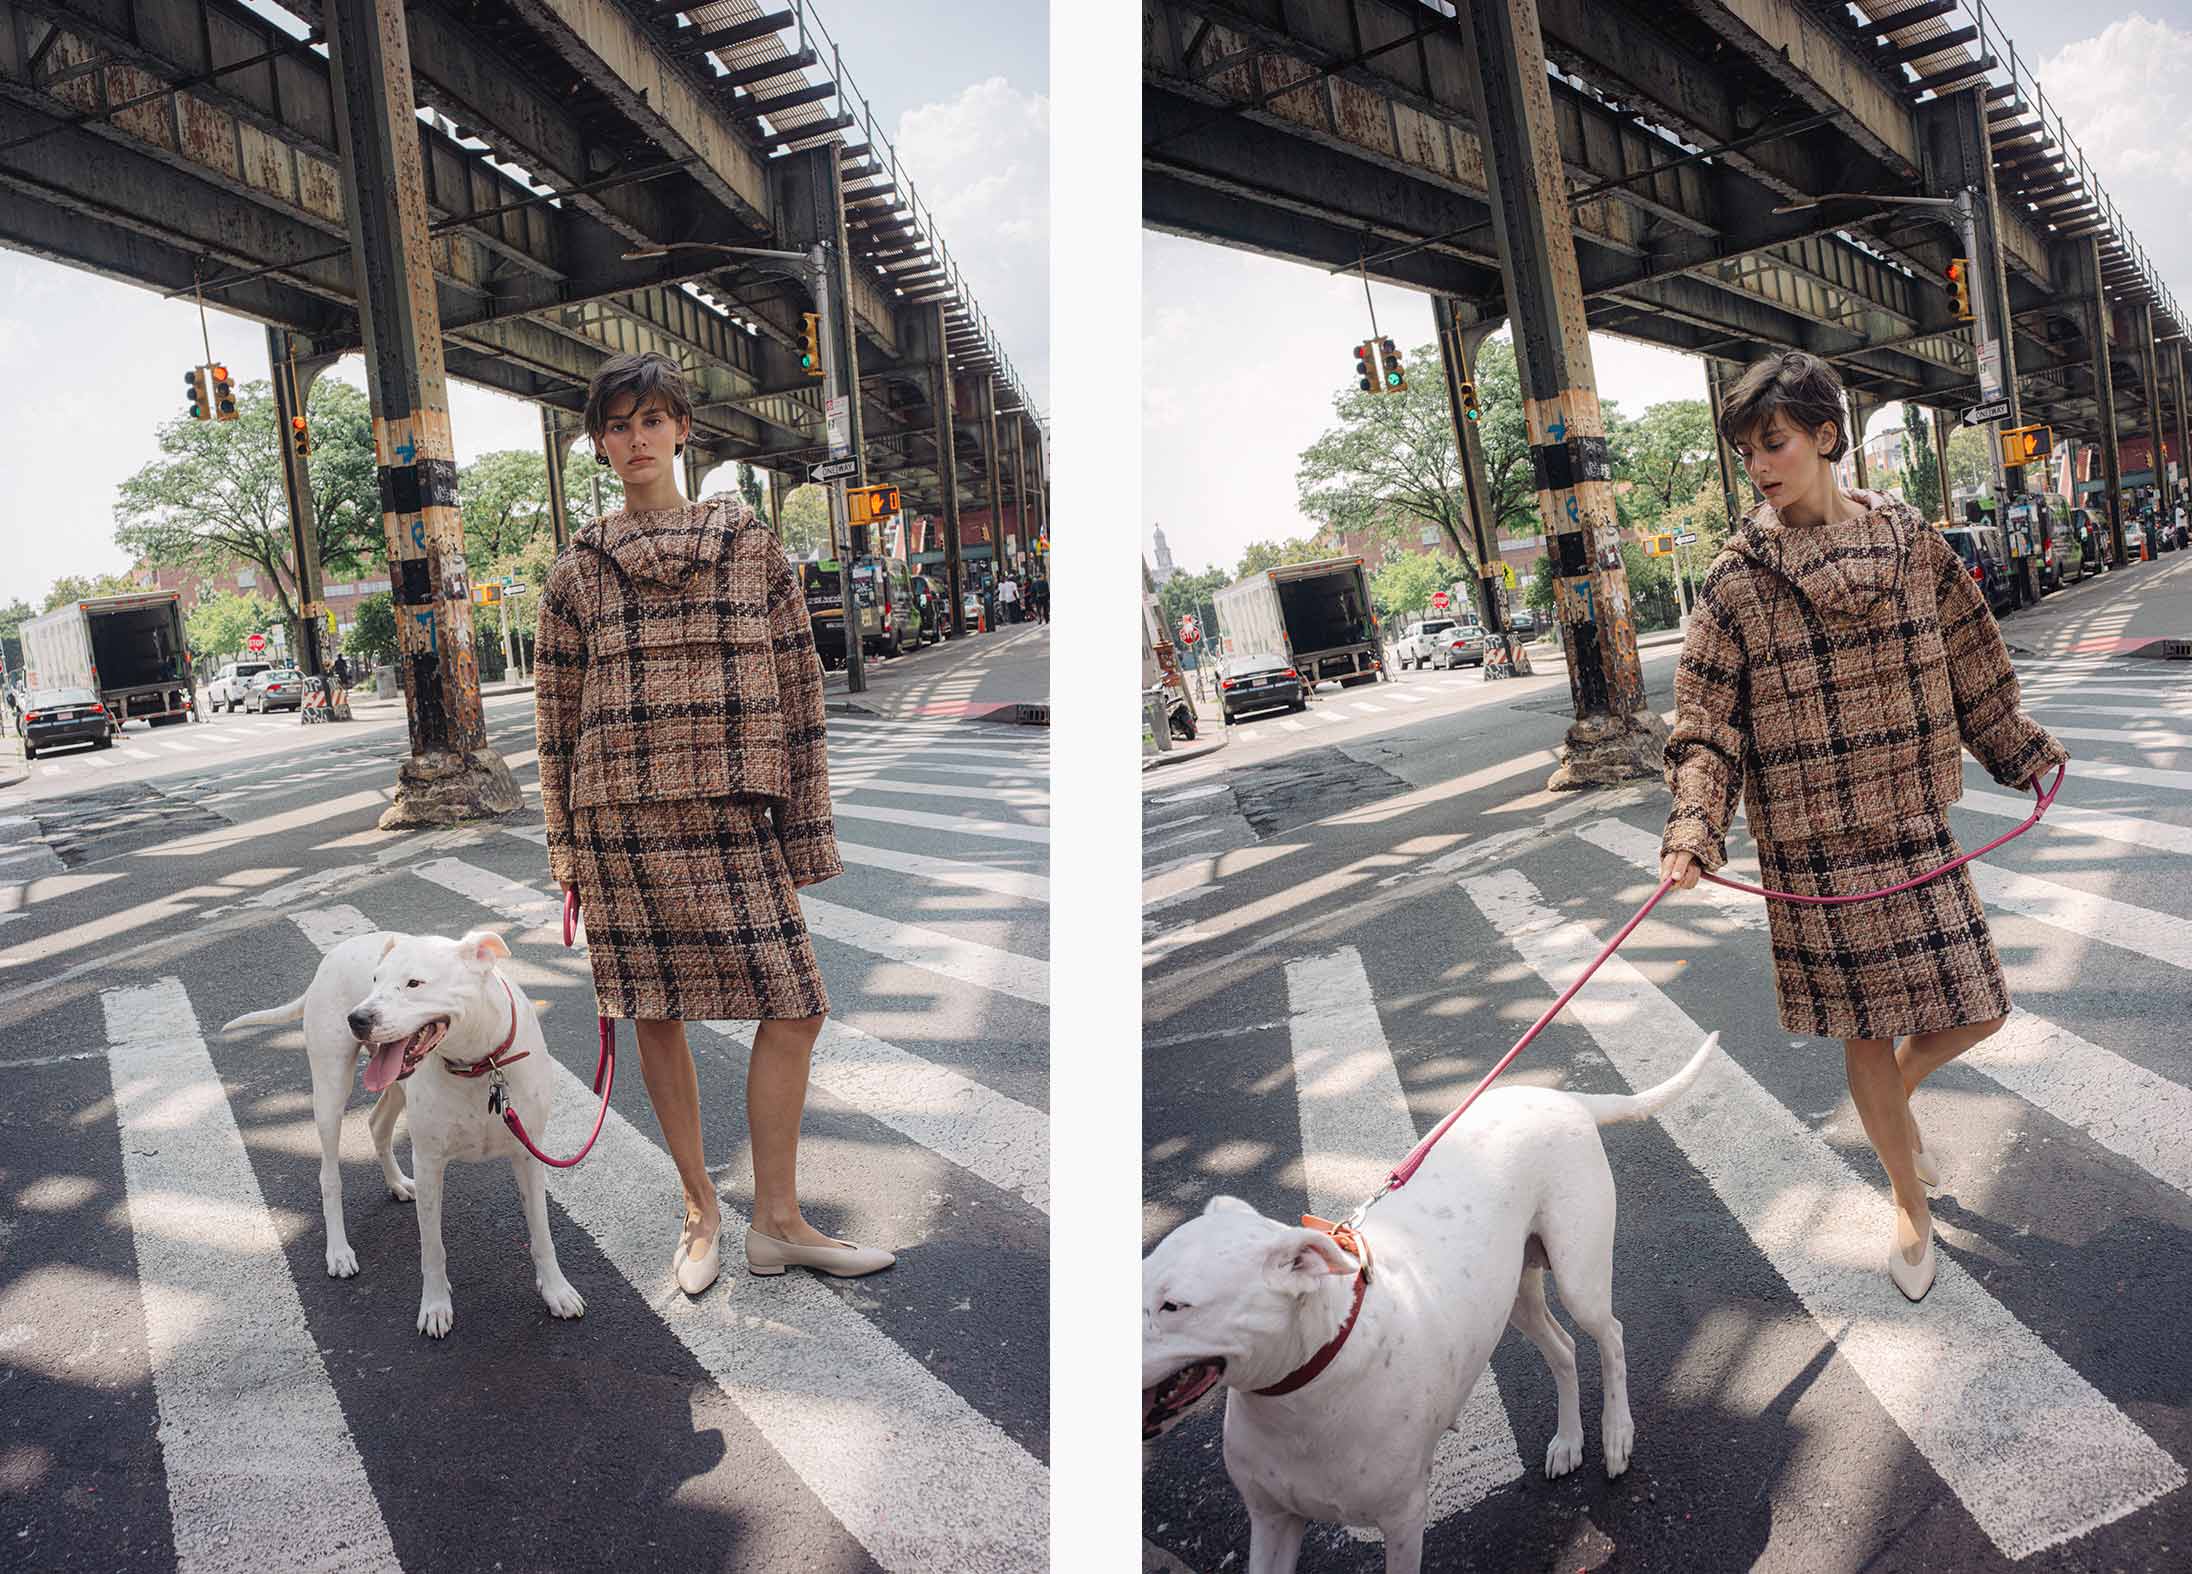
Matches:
[535,350,895,1296]
[1659,350,2068,1304]
[997,572,1021,624]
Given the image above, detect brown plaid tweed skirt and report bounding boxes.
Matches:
[1756,812,2010,1041]
[569,796,828,1022]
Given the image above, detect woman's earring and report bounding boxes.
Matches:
[674,442,684,455]
[596,453,609,468]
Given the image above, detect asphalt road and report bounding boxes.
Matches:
[0,691,1050,1571]
[1143,555,2192,1572]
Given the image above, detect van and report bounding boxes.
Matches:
[851,559,918,658]
[1937,524,2016,617]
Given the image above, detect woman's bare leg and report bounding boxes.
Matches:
[747,1013,842,1248]
[633,1018,718,1256]
[1896,1013,2009,1097]
[1845,1037,1929,1264]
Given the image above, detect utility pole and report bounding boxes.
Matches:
[814,236,865,694]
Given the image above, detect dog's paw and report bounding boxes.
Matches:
[538,1273,585,1320]
[1543,1432,1583,1479]
[1603,1410,1634,1479]
[387,1172,416,1203]
[416,1297,454,1338]
[327,1245,359,1279]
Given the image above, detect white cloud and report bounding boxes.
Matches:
[2037,17,2192,185]
[893,77,1050,415]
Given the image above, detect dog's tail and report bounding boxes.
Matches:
[220,992,309,1034]
[1566,1033,1720,1125]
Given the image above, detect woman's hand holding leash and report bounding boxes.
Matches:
[1659,850,1702,891]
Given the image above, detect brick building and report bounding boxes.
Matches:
[131,557,393,652]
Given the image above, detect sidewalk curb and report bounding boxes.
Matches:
[1144,731,1228,771]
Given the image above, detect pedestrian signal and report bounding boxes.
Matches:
[210,364,237,421]
[1947,258,1973,323]
[1354,341,1377,395]
[1642,533,1676,557]
[184,365,210,422]
[289,415,311,460]
[1459,381,1482,422]
[800,312,823,377]
[1378,336,1406,393]
[846,483,901,526]
[1998,424,2053,468]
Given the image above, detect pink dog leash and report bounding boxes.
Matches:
[480,890,616,1168]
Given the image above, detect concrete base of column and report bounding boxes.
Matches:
[1547,708,1670,791]
[377,748,523,829]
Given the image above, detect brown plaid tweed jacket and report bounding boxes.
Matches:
[533,493,841,889]
[1662,489,2069,873]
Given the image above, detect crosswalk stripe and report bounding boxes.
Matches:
[293,904,378,950]
[1277,718,1306,732]
[1456,867,2185,1559]
[2046,758,2192,793]
[829,758,1049,782]
[1347,701,1389,715]
[2044,724,2192,750]
[100,976,399,1571]
[836,841,1048,903]
[1575,816,2192,1203]
[707,1016,1048,1212]
[831,802,1050,844]
[1284,949,1524,1534]
[1383,690,1427,705]
[2017,684,2192,705]
[1968,861,2192,970]
[409,857,559,931]
[797,896,1047,1006]
[1956,787,2192,857]
[1309,709,1348,727]
[832,777,1049,808]
[2029,701,2192,721]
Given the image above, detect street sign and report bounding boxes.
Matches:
[1430,590,1449,609]
[1977,339,2003,402]
[246,633,266,653]
[810,458,857,482]
[1674,531,1699,546]
[504,582,528,598]
[1177,615,1200,646]
[1961,399,2010,427]
[825,394,850,459]
[1420,525,1439,546]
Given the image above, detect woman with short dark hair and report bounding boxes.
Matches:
[1659,351,2068,1302]
[535,350,895,1295]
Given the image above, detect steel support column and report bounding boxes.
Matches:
[1436,296,1530,676]
[1931,405,1955,523]
[980,377,1005,590]
[2139,302,2167,507]
[2088,243,2126,564]
[541,407,576,553]
[1848,394,1873,490]
[267,327,338,714]
[931,304,966,638]
[2173,344,2191,512]
[1705,360,1748,528]
[324,0,516,826]
[1008,411,1030,584]
[1465,0,1659,785]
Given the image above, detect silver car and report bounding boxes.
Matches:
[1430,625,1490,669]
[1396,618,1457,670]
[246,668,304,714]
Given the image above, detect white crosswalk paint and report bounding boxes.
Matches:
[708,1016,1048,1212]
[1348,702,1390,715]
[1383,690,1427,705]
[408,857,560,929]
[2029,701,2192,721]
[832,777,1049,808]
[1457,868,2184,1559]
[835,841,1048,903]
[1575,816,2192,1204]
[831,802,1050,844]
[292,904,378,951]
[100,976,399,1573]
[832,741,1051,767]
[1278,719,1307,732]
[1310,709,1349,727]
[2048,758,2192,793]
[2044,724,2192,749]
[2017,684,2192,705]
[826,758,1049,782]
[1968,861,2192,970]
[797,896,1047,1006]
[1283,950,1524,1535]
[1957,787,2192,856]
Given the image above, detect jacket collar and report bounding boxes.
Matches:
[1727,486,1914,616]
[572,492,755,589]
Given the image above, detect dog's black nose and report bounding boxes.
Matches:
[346,1010,373,1040]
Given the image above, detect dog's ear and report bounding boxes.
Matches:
[1267,1228,1356,1290]
[1203,1195,1257,1218]
[458,929,511,965]
[379,935,399,959]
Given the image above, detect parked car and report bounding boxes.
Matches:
[1939,525,2016,616]
[20,686,115,760]
[1394,618,1458,670]
[1430,624,1492,670]
[851,559,918,657]
[1218,651,1307,725]
[246,667,303,713]
[206,659,274,713]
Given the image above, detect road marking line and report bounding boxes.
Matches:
[1383,690,1427,704]
[828,758,1050,782]
[1457,867,2184,1560]
[1278,719,1306,732]
[707,1017,1048,1212]
[831,802,1050,844]
[1309,709,1349,727]
[2043,724,2192,749]
[1957,787,2192,856]
[836,840,1048,903]
[1969,860,2192,970]
[797,896,1047,1006]
[2028,702,2192,721]
[1284,949,1524,1535]
[831,777,1049,808]
[408,857,559,932]
[1348,702,1390,715]
[99,976,399,1572]
[2016,684,2192,705]
[292,904,379,951]
[2039,758,2192,793]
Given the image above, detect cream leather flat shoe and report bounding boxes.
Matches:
[745,1228,896,1278]
[677,1233,722,1297]
[1889,1227,1936,1303]
[1912,1133,1941,1192]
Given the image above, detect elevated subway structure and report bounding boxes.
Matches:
[0,0,1044,553]
[1145,0,2185,560]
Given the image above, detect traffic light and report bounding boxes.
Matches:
[210,363,237,421]
[1378,336,1406,393]
[184,365,209,422]
[1354,341,1377,394]
[800,312,823,377]
[289,415,311,460]
[1999,424,2053,468]
[846,483,901,527]
[1459,381,1482,422]
[1947,258,1973,322]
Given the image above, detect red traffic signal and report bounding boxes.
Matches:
[1354,341,1377,394]
[1946,258,1973,322]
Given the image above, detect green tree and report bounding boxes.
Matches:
[458,450,554,564]
[1611,400,1714,534]
[776,484,832,559]
[1371,551,1462,621]
[1235,536,1322,580]
[1156,565,1228,636]
[1296,336,1541,570]
[0,598,35,647]
[736,461,765,513]
[1944,420,1994,507]
[113,378,383,648]
[187,590,277,665]
[1900,404,1943,520]
[42,571,138,609]
[346,592,399,667]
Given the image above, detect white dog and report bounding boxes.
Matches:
[221,929,586,1337]
[1142,1035,1721,1573]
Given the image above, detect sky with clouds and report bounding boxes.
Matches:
[0,0,1045,609]
[1144,5,2192,581]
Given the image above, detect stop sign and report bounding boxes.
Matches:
[1430,591,1449,609]
[246,633,266,653]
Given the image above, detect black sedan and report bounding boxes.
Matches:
[1219,652,1307,725]
[22,686,115,760]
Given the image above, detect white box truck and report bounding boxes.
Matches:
[1212,556,1384,687]
[20,590,196,726]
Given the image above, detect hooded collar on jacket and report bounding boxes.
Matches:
[572,491,755,589]
[1725,486,1914,617]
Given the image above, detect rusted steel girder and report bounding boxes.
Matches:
[1467,0,1660,788]
[325,0,517,827]
[930,302,967,638]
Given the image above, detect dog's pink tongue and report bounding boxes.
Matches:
[360,1037,406,1093]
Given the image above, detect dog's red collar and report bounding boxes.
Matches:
[441,976,529,1079]
[1253,1217,1372,1398]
